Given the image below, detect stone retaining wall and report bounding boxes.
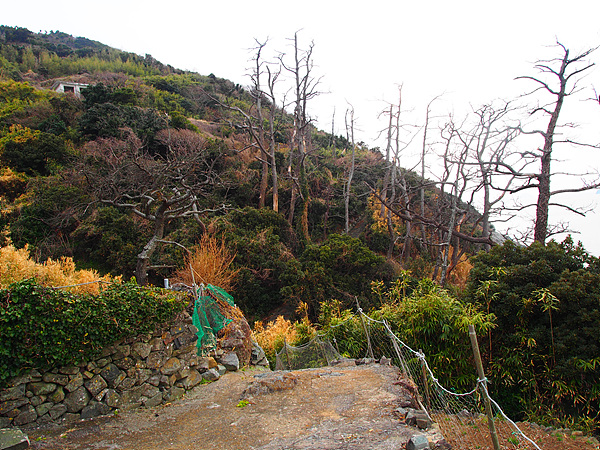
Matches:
[0,309,256,428]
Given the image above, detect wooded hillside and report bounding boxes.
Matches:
[0,25,486,312]
[1,26,599,434]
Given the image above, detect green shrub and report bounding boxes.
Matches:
[6,177,89,258]
[464,237,600,432]
[374,278,495,389]
[0,279,186,387]
[298,234,395,314]
[72,206,148,277]
[1,131,70,176]
[211,208,302,319]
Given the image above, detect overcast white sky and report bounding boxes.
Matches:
[3,0,600,255]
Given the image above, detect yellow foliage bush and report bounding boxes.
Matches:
[253,315,298,357]
[0,244,119,294]
[446,258,473,288]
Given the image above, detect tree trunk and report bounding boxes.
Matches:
[481,169,492,252]
[288,184,297,225]
[344,107,356,234]
[534,157,551,243]
[533,47,568,244]
[387,159,397,259]
[135,203,167,285]
[381,105,393,219]
[268,81,279,213]
[270,143,279,213]
[420,101,432,249]
[299,162,310,243]
[259,156,268,209]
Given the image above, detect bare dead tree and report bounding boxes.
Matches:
[280,31,321,241]
[265,63,282,213]
[248,39,285,213]
[452,102,522,250]
[379,104,394,219]
[419,95,443,252]
[330,108,336,150]
[77,128,228,285]
[344,105,356,234]
[437,119,476,285]
[202,42,284,214]
[369,188,494,246]
[393,87,414,265]
[375,85,432,263]
[250,39,269,209]
[506,42,600,243]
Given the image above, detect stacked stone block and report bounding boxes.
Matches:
[0,311,242,428]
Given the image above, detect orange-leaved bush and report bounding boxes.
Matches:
[170,234,238,291]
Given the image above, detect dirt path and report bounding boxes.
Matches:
[26,364,415,450]
[23,363,600,450]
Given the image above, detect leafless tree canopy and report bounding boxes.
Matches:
[511,42,600,243]
[78,127,227,285]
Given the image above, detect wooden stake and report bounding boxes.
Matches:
[284,337,291,369]
[385,320,409,376]
[469,324,500,450]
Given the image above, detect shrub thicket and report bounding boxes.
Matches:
[298,233,395,314]
[0,279,186,387]
[170,234,239,292]
[464,237,600,433]
[215,208,302,319]
[0,243,115,293]
[322,279,495,390]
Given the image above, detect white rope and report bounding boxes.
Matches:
[362,312,385,325]
[482,382,542,450]
[326,312,357,328]
[283,335,334,352]
[359,307,540,450]
[371,310,493,398]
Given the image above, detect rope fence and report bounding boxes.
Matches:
[50,281,542,448]
[319,306,542,450]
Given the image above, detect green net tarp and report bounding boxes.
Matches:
[192,284,236,355]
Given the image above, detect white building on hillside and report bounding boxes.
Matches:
[51,81,89,98]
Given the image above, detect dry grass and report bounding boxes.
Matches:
[0,244,119,294]
[253,315,298,357]
[440,415,599,450]
[170,234,238,291]
[0,167,27,201]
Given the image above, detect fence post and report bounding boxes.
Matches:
[469,325,500,450]
[419,349,432,412]
[284,337,291,369]
[384,320,409,376]
[356,297,375,360]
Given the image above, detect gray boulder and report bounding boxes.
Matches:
[80,402,113,420]
[406,434,430,450]
[0,428,30,450]
[64,386,91,413]
[202,369,220,382]
[219,352,239,371]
